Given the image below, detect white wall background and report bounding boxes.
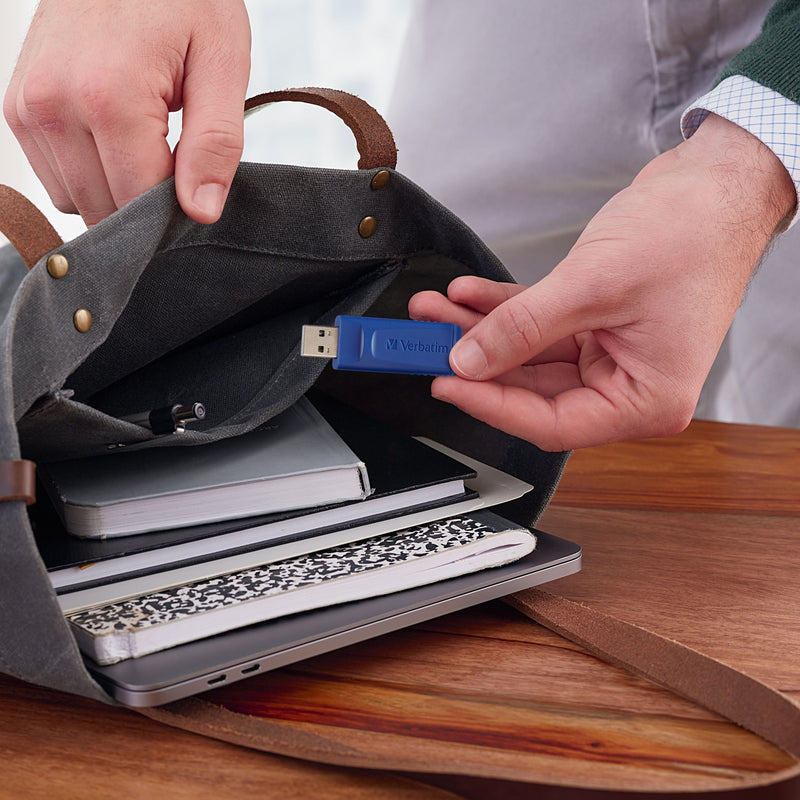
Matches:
[0,0,411,243]
[0,3,59,236]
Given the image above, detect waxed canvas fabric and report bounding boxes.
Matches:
[0,159,569,702]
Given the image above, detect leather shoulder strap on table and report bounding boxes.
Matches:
[0,460,36,506]
[244,87,397,170]
[0,185,63,271]
[508,588,800,759]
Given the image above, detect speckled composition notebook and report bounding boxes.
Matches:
[70,512,536,665]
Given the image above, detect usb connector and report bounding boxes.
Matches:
[301,316,461,376]
[301,324,339,358]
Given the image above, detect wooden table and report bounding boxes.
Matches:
[2,420,799,799]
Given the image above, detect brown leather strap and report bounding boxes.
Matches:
[0,185,63,271]
[508,588,800,758]
[245,87,397,170]
[0,459,36,505]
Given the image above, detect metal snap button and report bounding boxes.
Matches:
[73,309,93,332]
[358,216,377,238]
[46,253,69,279]
[370,170,391,190]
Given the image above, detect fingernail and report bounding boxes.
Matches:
[192,182,226,222]
[450,338,487,378]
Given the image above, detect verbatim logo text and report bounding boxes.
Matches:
[386,338,449,353]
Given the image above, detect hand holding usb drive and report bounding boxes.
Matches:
[301,316,462,376]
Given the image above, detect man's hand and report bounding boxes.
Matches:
[3,0,251,226]
[410,114,796,451]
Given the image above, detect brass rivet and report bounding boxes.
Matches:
[73,308,93,333]
[371,170,391,190]
[358,216,377,238]
[46,253,69,279]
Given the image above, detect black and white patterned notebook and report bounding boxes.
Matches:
[69,511,535,665]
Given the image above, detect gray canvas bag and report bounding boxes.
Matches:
[0,88,569,702]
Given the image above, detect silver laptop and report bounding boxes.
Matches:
[88,527,580,707]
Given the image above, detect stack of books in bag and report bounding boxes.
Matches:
[31,394,540,677]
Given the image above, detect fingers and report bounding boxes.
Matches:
[447,271,600,380]
[445,276,527,314]
[4,6,178,225]
[4,0,251,226]
[421,270,688,449]
[174,15,251,224]
[409,277,525,331]
[410,278,583,366]
[429,377,577,451]
[13,71,175,225]
[408,290,485,331]
[490,360,585,396]
[84,97,176,223]
[426,275,693,449]
[430,376,656,452]
[3,82,77,213]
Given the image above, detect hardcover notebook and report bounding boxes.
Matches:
[69,511,537,665]
[38,397,371,538]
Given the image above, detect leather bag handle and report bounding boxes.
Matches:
[244,87,397,170]
[0,184,63,271]
[0,87,396,272]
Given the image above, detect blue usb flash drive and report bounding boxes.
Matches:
[300,316,462,376]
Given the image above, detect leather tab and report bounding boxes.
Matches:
[0,185,63,271]
[0,459,36,505]
[245,87,397,170]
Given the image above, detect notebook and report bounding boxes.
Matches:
[38,397,371,538]
[70,512,537,665]
[87,521,582,707]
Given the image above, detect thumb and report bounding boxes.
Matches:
[448,270,602,379]
[174,25,250,224]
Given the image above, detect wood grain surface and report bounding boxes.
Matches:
[140,420,800,797]
[0,672,459,799]
[552,419,800,515]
